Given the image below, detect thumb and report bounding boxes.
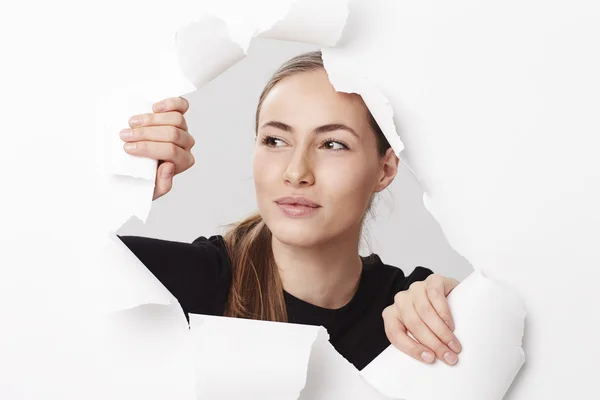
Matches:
[153,162,174,201]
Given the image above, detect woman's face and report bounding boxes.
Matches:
[253,68,398,248]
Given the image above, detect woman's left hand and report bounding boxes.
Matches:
[382,274,461,366]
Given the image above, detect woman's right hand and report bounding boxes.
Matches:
[120,96,196,201]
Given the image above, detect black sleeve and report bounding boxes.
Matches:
[117,234,232,316]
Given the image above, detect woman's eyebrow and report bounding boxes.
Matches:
[260,121,359,138]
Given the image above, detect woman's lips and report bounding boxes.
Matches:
[276,203,321,217]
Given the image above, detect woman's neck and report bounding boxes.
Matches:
[271,231,363,310]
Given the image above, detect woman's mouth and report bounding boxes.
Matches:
[275,203,321,217]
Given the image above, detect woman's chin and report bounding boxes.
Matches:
[269,223,327,249]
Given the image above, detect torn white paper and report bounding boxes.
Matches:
[190,314,320,399]
[317,1,600,398]
[3,1,355,399]
[97,65,197,231]
[190,314,396,400]
[17,0,600,399]
[82,304,197,400]
[190,0,348,52]
[256,0,349,47]
[322,49,404,158]
[361,270,525,400]
[298,329,398,400]
[85,232,176,313]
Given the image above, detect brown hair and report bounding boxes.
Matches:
[223,50,391,322]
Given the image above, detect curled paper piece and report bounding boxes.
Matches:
[321,48,404,158]
[361,270,526,400]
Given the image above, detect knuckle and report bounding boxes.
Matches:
[427,285,443,297]
[166,143,178,159]
[382,305,394,319]
[168,126,181,142]
[426,274,443,285]
[394,291,406,304]
[189,154,196,168]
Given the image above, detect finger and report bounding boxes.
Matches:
[152,96,189,114]
[414,286,462,354]
[383,306,436,364]
[425,275,459,332]
[123,141,195,174]
[120,125,195,150]
[153,162,174,201]
[401,302,458,366]
[129,111,188,131]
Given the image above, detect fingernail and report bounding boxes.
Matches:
[124,143,136,152]
[449,340,461,353]
[444,352,458,365]
[129,116,142,126]
[445,319,455,331]
[161,164,174,178]
[153,101,165,112]
[421,351,435,363]
[120,129,133,139]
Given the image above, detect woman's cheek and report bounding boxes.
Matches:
[326,172,370,214]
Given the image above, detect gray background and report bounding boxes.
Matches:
[117,38,473,281]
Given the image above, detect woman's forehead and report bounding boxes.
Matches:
[259,70,368,126]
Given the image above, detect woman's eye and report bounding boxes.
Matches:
[322,140,349,151]
[262,136,286,147]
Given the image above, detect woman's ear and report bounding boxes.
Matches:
[375,148,400,192]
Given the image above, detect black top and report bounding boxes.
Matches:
[118,234,433,370]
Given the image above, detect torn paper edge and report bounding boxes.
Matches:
[99,1,526,399]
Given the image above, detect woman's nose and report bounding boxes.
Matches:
[282,150,315,187]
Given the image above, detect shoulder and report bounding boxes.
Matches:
[361,253,434,298]
[118,234,230,265]
[118,234,232,315]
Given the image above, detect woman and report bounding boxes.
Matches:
[118,51,462,371]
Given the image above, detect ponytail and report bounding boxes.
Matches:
[222,213,287,322]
